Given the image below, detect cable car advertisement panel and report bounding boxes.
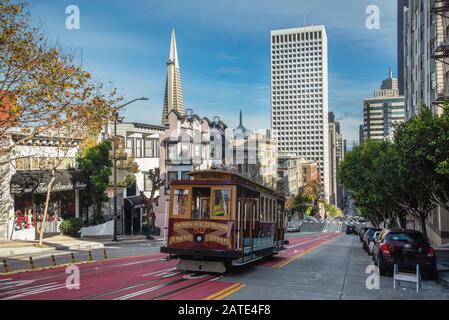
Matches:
[167,219,235,250]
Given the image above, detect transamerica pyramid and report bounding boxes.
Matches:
[161,29,185,126]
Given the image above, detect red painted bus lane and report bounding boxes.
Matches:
[0,233,342,300]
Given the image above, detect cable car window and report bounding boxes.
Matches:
[212,189,231,218]
[260,197,265,222]
[173,189,190,216]
[192,187,211,220]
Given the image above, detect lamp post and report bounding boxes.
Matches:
[112,97,149,242]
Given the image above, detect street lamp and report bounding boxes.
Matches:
[112,97,149,242]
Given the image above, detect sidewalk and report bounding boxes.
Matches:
[0,235,105,258]
[0,234,165,258]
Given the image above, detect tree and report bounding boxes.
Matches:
[0,1,120,246]
[339,141,405,229]
[293,193,314,218]
[392,105,439,240]
[76,140,112,225]
[324,203,343,219]
[141,168,164,228]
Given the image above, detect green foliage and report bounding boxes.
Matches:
[76,140,112,223]
[339,104,449,240]
[325,204,343,218]
[287,193,314,219]
[59,218,84,236]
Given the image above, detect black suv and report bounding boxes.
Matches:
[346,225,356,235]
[372,229,438,279]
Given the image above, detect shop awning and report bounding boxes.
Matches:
[10,170,89,195]
[125,196,146,209]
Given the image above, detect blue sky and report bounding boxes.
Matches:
[28,0,397,144]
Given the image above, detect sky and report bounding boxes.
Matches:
[28,0,397,145]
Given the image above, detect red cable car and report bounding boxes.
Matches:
[161,170,286,273]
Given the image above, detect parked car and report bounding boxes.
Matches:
[346,225,357,235]
[358,217,367,223]
[358,227,370,242]
[362,227,382,253]
[372,229,437,279]
[368,231,381,256]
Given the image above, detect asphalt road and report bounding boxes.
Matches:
[226,233,449,300]
[2,222,449,300]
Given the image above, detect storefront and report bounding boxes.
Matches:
[10,170,89,234]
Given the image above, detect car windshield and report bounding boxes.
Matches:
[386,233,425,243]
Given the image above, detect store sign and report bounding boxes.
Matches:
[10,180,88,195]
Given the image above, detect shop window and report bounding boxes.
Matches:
[212,189,231,218]
[173,189,190,216]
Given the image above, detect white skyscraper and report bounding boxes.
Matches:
[270,26,330,201]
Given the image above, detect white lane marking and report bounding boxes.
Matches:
[286,233,335,249]
[143,267,177,277]
[0,282,58,296]
[121,258,165,267]
[114,283,169,300]
[2,283,66,300]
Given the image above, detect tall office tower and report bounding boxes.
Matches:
[161,29,185,126]
[363,68,405,141]
[359,125,365,145]
[397,0,407,96]
[270,26,330,201]
[403,0,446,120]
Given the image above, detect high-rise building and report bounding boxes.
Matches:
[363,68,405,141]
[397,0,407,96]
[161,29,185,126]
[403,0,446,120]
[270,26,330,201]
[401,0,449,245]
[328,112,337,206]
[359,125,365,145]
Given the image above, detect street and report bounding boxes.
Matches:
[1,221,449,300]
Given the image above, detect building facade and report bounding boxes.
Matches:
[328,112,337,206]
[401,0,449,244]
[270,26,330,201]
[231,112,278,189]
[156,109,228,230]
[277,154,302,197]
[402,0,446,120]
[1,131,89,240]
[103,121,165,235]
[363,69,406,141]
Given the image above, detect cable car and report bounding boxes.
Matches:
[161,170,286,273]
